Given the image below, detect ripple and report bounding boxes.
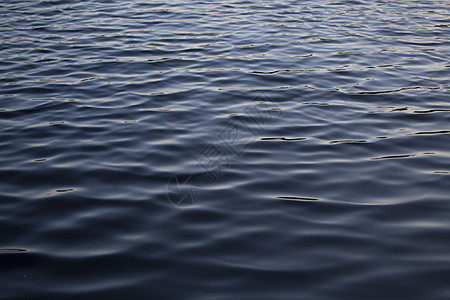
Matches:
[371,152,434,160]
[40,188,77,197]
[260,137,307,141]
[409,130,450,135]
[277,196,320,201]
[0,248,28,253]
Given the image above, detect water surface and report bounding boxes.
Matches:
[1,0,449,299]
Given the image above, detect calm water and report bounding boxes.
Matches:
[1,0,449,299]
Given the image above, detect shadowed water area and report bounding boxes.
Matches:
[0,0,449,299]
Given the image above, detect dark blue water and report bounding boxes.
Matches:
[1,0,449,299]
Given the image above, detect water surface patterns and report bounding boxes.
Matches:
[1,0,449,299]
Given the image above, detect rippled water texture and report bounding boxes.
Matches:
[1,0,449,299]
